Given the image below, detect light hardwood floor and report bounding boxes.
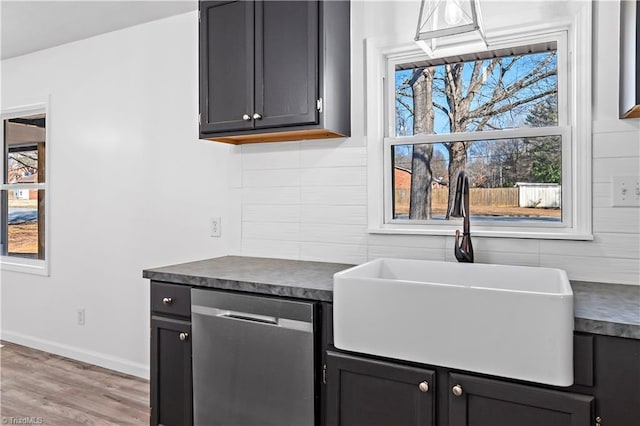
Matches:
[0,341,149,425]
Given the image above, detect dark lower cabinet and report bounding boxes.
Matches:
[448,373,594,426]
[150,317,192,426]
[326,351,435,426]
[147,282,640,426]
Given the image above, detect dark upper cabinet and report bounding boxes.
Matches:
[199,0,350,144]
[326,351,436,426]
[620,0,640,118]
[200,1,254,133]
[255,0,318,130]
[448,373,594,426]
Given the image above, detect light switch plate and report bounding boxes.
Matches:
[612,176,640,207]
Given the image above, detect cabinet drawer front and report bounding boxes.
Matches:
[151,282,191,318]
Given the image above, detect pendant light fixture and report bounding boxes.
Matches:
[415,0,488,57]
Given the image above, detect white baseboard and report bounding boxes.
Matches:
[0,330,149,380]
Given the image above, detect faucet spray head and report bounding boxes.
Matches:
[449,171,468,218]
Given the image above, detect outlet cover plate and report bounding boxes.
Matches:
[210,217,221,237]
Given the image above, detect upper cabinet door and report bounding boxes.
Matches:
[199,1,254,133]
[254,1,319,129]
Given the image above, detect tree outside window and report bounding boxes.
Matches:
[393,44,562,222]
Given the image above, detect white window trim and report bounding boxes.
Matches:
[0,101,51,275]
[366,4,592,240]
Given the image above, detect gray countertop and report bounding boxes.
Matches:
[571,281,640,339]
[143,256,640,340]
[143,256,347,302]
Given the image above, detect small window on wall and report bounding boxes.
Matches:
[1,104,48,274]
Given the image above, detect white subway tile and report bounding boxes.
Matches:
[242,204,301,223]
[540,254,640,285]
[540,233,640,259]
[300,205,367,225]
[299,223,368,245]
[444,249,540,267]
[301,166,367,186]
[301,146,366,168]
[593,157,640,183]
[243,222,300,241]
[242,187,301,205]
[241,141,301,170]
[243,169,302,187]
[241,239,300,260]
[368,245,445,261]
[300,242,367,264]
[301,186,367,206]
[593,131,640,158]
[368,233,446,249]
[592,119,640,135]
[593,207,640,234]
[592,182,611,208]
[302,137,366,148]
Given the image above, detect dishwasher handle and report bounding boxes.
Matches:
[192,305,313,333]
[220,312,278,325]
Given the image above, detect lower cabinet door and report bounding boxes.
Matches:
[150,317,192,426]
[326,351,435,426]
[448,373,593,426]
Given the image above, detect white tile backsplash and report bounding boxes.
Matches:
[234,3,640,286]
[300,166,367,187]
[236,127,639,284]
[243,169,302,188]
[301,186,367,206]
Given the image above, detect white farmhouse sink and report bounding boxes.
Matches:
[333,258,574,386]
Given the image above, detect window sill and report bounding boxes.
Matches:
[368,225,594,241]
[0,257,49,276]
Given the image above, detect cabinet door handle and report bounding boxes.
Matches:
[418,381,429,392]
[242,114,251,121]
[452,384,463,397]
[179,332,189,341]
[252,112,262,120]
[162,297,172,305]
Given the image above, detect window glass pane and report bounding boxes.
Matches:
[395,50,558,137]
[392,137,562,222]
[4,189,44,259]
[4,114,46,184]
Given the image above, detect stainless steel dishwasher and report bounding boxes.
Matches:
[191,288,315,426]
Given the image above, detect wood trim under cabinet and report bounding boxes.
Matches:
[202,128,348,144]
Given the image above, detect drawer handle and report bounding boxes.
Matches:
[242,113,251,121]
[252,112,262,120]
[179,332,189,341]
[162,297,173,305]
[418,381,429,392]
[452,384,463,397]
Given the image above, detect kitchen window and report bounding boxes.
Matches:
[367,14,592,240]
[1,103,49,275]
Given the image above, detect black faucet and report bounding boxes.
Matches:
[449,171,474,263]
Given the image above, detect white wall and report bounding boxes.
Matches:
[0,11,232,377]
[235,1,640,285]
[0,1,637,379]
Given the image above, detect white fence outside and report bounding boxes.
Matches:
[515,183,561,208]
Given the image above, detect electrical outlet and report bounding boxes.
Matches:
[77,308,85,326]
[612,176,640,207]
[210,217,221,237]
